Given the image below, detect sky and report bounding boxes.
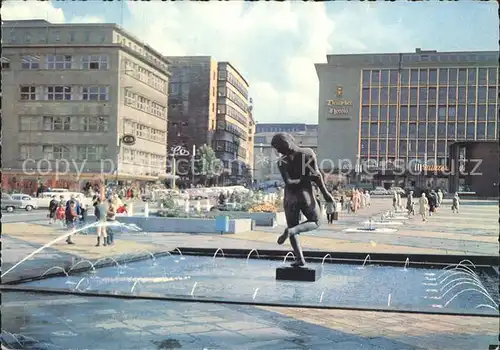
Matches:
[2,1,498,124]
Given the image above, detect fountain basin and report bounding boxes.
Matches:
[362,221,404,226]
[116,216,252,234]
[20,250,498,316]
[206,211,286,226]
[343,228,398,233]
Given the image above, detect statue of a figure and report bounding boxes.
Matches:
[271,132,334,267]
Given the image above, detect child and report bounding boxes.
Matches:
[56,204,66,226]
[117,203,128,214]
[451,192,460,213]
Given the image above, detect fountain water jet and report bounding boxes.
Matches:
[130,280,142,293]
[74,277,90,292]
[190,282,198,296]
[438,265,477,279]
[443,288,499,308]
[403,258,410,270]
[440,277,488,293]
[93,257,121,269]
[439,271,481,284]
[475,304,499,311]
[41,266,69,277]
[319,291,325,303]
[1,221,101,278]
[283,252,295,264]
[442,259,477,270]
[321,254,332,265]
[362,254,371,267]
[68,260,96,273]
[173,247,184,256]
[135,250,156,262]
[246,249,260,262]
[440,282,493,300]
[252,287,259,300]
[213,248,225,259]
[387,293,392,306]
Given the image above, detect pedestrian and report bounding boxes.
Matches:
[419,193,429,222]
[48,195,58,224]
[451,192,460,213]
[428,190,437,215]
[340,195,345,212]
[94,196,108,247]
[65,201,78,244]
[406,191,415,216]
[105,199,117,245]
[325,200,334,225]
[56,204,65,226]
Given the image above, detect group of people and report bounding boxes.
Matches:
[47,190,127,246]
[409,189,461,222]
[320,189,371,225]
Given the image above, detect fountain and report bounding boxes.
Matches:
[443,289,499,308]
[93,257,121,269]
[41,266,69,278]
[403,258,410,270]
[68,260,96,273]
[73,277,90,292]
[246,249,260,262]
[283,252,295,264]
[213,248,225,259]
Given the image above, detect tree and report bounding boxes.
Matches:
[195,144,222,186]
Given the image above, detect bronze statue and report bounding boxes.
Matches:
[271,132,334,267]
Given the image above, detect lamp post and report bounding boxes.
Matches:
[191,144,196,186]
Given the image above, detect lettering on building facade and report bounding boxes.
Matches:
[170,146,190,157]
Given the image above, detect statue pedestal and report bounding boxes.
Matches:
[276,265,322,282]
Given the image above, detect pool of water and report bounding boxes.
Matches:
[24,255,499,315]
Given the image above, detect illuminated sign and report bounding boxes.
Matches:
[327,99,353,106]
[422,165,449,172]
[121,134,136,146]
[170,146,190,156]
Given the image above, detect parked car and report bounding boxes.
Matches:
[370,187,390,196]
[389,187,406,197]
[1,193,23,212]
[10,194,38,211]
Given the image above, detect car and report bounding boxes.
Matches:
[370,187,390,195]
[389,187,406,197]
[1,193,23,212]
[10,194,38,211]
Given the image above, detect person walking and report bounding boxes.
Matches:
[65,201,78,244]
[325,200,334,225]
[406,191,415,216]
[451,192,460,213]
[48,195,58,224]
[419,193,429,222]
[94,196,108,247]
[105,199,117,245]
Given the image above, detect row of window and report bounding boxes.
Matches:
[218,87,248,114]
[124,59,168,94]
[218,69,249,99]
[361,85,498,105]
[360,139,471,157]
[216,119,248,141]
[122,148,166,168]
[214,140,247,159]
[217,104,248,126]
[362,67,498,87]
[13,54,109,70]
[20,115,108,132]
[361,105,498,123]
[115,34,169,73]
[358,157,449,167]
[5,28,106,45]
[20,85,109,101]
[124,90,166,119]
[20,144,108,161]
[123,119,166,144]
[360,121,497,140]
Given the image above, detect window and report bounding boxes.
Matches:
[419,87,427,103]
[362,70,370,86]
[53,116,71,131]
[361,123,369,138]
[428,87,437,102]
[388,140,396,155]
[448,106,456,120]
[82,116,108,132]
[439,69,448,84]
[77,145,107,161]
[467,86,476,103]
[400,106,408,122]
[437,123,446,138]
[361,107,369,121]
[457,123,465,139]
[388,122,397,137]
[476,122,486,140]
[428,106,436,121]
[458,87,466,103]
[399,140,407,155]
[447,122,456,139]
[466,123,475,139]
[46,55,72,69]
[389,70,398,86]
[371,70,380,84]
[427,141,435,154]
[477,105,486,121]
[360,140,369,155]
[84,32,91,42]
[20,85,36,100]
[458,69,467,85]
[379,122,387,138]
[20,145,37,159]
[82,86,109,101]
[429,69,437,85]
[380,107,388,121]
[486,122,496,139]
[389,106,397,121]
[437,141,446,155]
[478,68,487,85]
[380,70,389,85]
[419,69,428,85]
[389,88,397,103]
[418,105,427,121]
[487,87,497,102]
[487,68,497,85]
[410,87,418,103]
[400,123,408,138]
[380,88,389,104]
[466,105,475,121]
[410,69,419,85]
[400,69,409,86]
[19,116,39,131]
[409,106,418,121]
[81,55,108,70]
[370,123,378,137]
[369,140,377,156]
[448,68,457,84]
[21,55,40,69]
[477,87,487,103]
[418,123,426,138]
[427,123,436,137]
[400,88,408,104]
[438,107,447,121]
[43,145,70,160]
[370,88,379,103]
[438,87,447,104]
[417,140,426,155]
[457,105,466,121]
[1,59,9,69]
[47,86,72,100]
[379,140,387,155]
[467,69,476,85]
[69,32,76,42]
[487,105,497,121]
[370,106,378,121]
[409,123,417,138]
[218,70,227,80]
[448,86,456,102]
[53,31,61,42]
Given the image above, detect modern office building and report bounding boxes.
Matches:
[2,19,170,193]
[165,56,218,177]
[253,123,318,183]
[316,49,498,190]
[215,61,254,183]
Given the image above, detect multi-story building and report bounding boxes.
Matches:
[214,62,253,183]
[166,56,218,158]
[1,19,170,193]
[253,123,318,183]
[316,49,498,190]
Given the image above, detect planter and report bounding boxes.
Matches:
[116,216,252,234]
[207,211,286,226]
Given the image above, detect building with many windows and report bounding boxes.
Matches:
[316,49,498,190]
[215,62,254,183]
[253,123,318,183]
[2,20,170,192]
